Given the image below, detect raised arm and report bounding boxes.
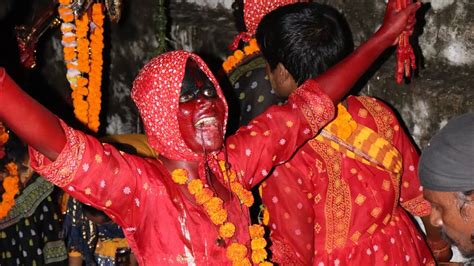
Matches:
[316,0,421,104]
[0,68,66,160]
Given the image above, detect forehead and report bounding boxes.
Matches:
[424,189,457,205]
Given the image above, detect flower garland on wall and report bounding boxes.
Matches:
[58,0,105,132]
[171,160,272,265]
[0,124,20,220]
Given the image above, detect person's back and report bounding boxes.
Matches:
[254,3,435,265]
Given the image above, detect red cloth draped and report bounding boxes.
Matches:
[262,96,434,265]
[29,51,335,265]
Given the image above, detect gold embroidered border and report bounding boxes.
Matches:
[309,139,351,252]
[357,96,395,142]
[400,194,432,217]
[292,79,335,134]
[30,120,86,187]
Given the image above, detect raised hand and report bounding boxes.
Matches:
[379,0,421,46]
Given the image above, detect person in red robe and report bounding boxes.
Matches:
[253,1,441,265]
[0,0,417,263]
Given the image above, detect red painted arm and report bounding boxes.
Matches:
[0,68,66,161]
[315,0,421,104]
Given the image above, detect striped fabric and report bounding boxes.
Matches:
[316,104,402,175]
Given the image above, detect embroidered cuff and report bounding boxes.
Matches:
[401,195,432,217]
[29,120,86,187]
[289,79,335,133]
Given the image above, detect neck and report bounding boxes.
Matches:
[160,155,200,180]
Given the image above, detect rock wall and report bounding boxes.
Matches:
[0,0,472,148]
[169,0,474,148]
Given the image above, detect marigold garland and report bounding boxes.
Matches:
[171,165,272,265]
[325,104,357,141]
[58,0,104,132]
[0,124,9,159]
[0,162,20,220]
[223,38,260,73]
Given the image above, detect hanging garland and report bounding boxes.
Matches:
[223,38,260,74]
[0,124,20,220]
[171,160,272,265]
[58,0,105,132]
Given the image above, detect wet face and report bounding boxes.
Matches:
[424,189,474,258]
[177,59,226,154]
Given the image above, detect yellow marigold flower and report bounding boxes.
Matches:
[210,209,228,225]
[226,243,248,261]
[233,258,252,266]
[240,190,254,207]
[251,249,268,264]
[204,197,224,213]
[187,179,203,195]
[251,237,267,250]
[171,169,188,184]
[230,182,244,193]
[249,224,265,239]
[259,261,274,266]
[195,188,213,205]
[262,207,270,226]
[219,222,236,238]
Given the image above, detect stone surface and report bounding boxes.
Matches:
[0,0,472,148]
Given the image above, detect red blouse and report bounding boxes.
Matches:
[29,80,334,265]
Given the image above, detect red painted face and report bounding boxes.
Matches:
[177,59,226,154]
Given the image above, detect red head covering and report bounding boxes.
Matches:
[229,0,306,50]
[131,51,228,162]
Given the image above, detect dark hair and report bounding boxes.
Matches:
[81,203,112,223]
[256,2,353,85]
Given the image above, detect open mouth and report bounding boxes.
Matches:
[194,117,217,128]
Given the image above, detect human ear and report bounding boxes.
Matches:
[275,63,297,95]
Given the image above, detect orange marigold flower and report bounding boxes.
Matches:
[240,190,254,207]
[219,222,236,239]
[171,169,189,184]
[233,50,244,61]
[248,224,265,239]
[210,209,228,225]
[195,188,213,205]
[5,162,17,176]
[251,248,268,264]
[244,39,260,55]
[187,179,203,195]
[259,262,273,266]
[251,237,267,250]
[226,243,248,261]
[262,207,270,226]
[204,197,223,213]
[233,258,252,266]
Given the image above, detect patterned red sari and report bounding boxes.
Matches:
[262,96,435,265]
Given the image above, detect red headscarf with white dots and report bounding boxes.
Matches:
[131,51,228,162]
